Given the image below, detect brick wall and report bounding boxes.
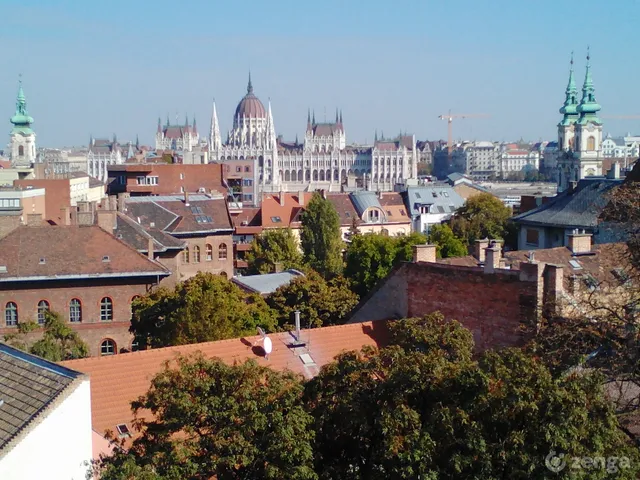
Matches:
[14,179,71,224]
[0,278,157,356]
[350,261,549,351]
[178,234,234,280]
[0,216,22,239]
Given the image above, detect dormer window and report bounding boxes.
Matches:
[102,255,110,262]
[39,258,46,264]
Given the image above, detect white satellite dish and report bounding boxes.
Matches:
[263,336,273,355]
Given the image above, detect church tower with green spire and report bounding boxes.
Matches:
[557,49,604,191]
[8,78,37,167]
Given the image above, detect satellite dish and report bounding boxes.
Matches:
[263,336,273,355]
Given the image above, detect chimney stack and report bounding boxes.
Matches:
[279,191,285,207]
[567,229,592,254]
[483,241,502,274]
[294,310,301,341]
[273,261,283,273]
[147,237,155,259]
[26,213,42,226]
[60,207,72,226]
[298,191,305,206]
[97,211,117,234]
[473,238,490,263]
[184,191,190,206]
[412,244,437,263]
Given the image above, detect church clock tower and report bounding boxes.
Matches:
[8,79,36,167]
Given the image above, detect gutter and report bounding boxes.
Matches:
[0,270,171,283]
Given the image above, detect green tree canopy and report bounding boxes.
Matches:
[3,310,89,362]
[451,192,513,246]
[344,232,426,297]
[266,270,359,329]
[131,272,277,348]
[300,193,343,277]
[306,315,640,479]
[245,228,303,274]
[426,223,468,258]
[92,354,316,480]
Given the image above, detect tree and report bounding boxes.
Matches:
[417,161,433,176]
[131,272,277,348]
[92,354,317,480]
[300,193,343,277]
[346,217,361,241]
[450,192,513,246]
[246,228,303,274]
[306,314,640,479]
[344,232,426,297]
[426,224,468,258]
[3,310,89,362]
[266,270,359,329]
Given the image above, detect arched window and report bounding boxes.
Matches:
[587,136,595,151]
[218,243,228,260]
[100,339,116,356]
[18,145,24,156]
[100,297,113,321]
[69,298,82,323]
[220,271,228,279]
[37,300,50,325]
[183,247,190,263]
[131,295,141,303]
[193,245,201,263]
[5,302,17,326]
[206,244,213,261]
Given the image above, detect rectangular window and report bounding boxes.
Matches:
[243,194,253,202]
[136,176,145,185]
[271,216,282,223]
[243,179,253,187]
[118,175,126,185]
[525,228,539,246]
[244,166,251,172]
[236,166,242,173]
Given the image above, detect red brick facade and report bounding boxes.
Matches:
[179,235,233,280]
[0,278,157,356]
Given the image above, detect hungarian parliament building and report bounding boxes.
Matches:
[154,76,430,193]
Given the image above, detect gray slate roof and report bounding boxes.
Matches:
[114,213,186,253]
[232,269,305,295]
[512,177,622,229]
[404,185,465,217]
[350,191,381,217]
[0,344,85,455]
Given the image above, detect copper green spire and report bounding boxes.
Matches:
[10,76,34,134]
[577,47,602,125]
[559,52,579,126]
[247,71,253,94]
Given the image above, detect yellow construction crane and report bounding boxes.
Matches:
[438,111,490,155]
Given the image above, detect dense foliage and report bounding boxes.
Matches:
[266,270,359,329]
[130,272,277,347]
[4,310,89,361]
[450,192,514,246]
[300,193,344,277]
[344,232,426,297]
[95,314,639,479]
[426,223,468,258]
[245,228,303,274]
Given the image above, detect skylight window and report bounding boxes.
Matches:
[116,424,131,437]
[432,192,438,198]
[190,206,203,214]
[345,212,351,218]
[271,216,282,223]
[299,353,316,366]
[102,256,110,263]
[437,206,445,213]
[569,260,582,270]
[415,192,421,199]
[195,215,213,223]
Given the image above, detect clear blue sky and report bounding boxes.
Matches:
[1,0,639,147]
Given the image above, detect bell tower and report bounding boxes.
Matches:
[8,77,36,167]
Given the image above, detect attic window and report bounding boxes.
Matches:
[400,209,406,216]
[39,258,46,264]
[102,256,110,263]
[437,206,446,214]
[116,424,131,437]
[271,216,282,223]
[345,212,351,218]
[442,192,449,197]
[569,260,582,270]
[386,210,392,216]
[415,193,421,199]
[432,192,438,198]
[299,353,316,366]
[612,268,631,285]
[190,206,203,214]
[584,275,598,291]
[0,266,6,273]
[195,215,213,223]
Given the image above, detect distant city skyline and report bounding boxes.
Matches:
[1,0,639,148]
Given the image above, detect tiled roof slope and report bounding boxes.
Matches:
[326,193,358,225]
[0,344,86,455]
[114,213,185,253]
[512,178,622,228]
[0,225,170,281]
[61,320,391,438]
[261,193,313,228]
[125,196,233,234]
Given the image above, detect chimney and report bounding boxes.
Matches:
[70,207,78,225]
[377,190,383,199]
[543,264,564,317]
[483,241,501,274]
[279,191,285,207]
[117,193,129,212]
[298,191,305,206]
[60,207,72,226]
[108,195,117,211]
[412,244,436,263]
[77,210,95,226]
[147,237,154,259]
[473,238,490,263]
[567,229,592,254]
[321,189,327,200]
[569,180,578,192]
[607,162,621,180]
[184,191,190,207]
[273,261,283,273]
[26,213,42,226]
[294,310,301,341]
[97,211,117,233]
[568,274,581,296]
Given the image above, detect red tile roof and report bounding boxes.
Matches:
[0,225,169,282]
[261,192,314,228]
[61,320,391,438]
[326,193,358,226]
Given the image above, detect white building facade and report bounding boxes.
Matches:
[87,136,124,183]
[155,116,200,151]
